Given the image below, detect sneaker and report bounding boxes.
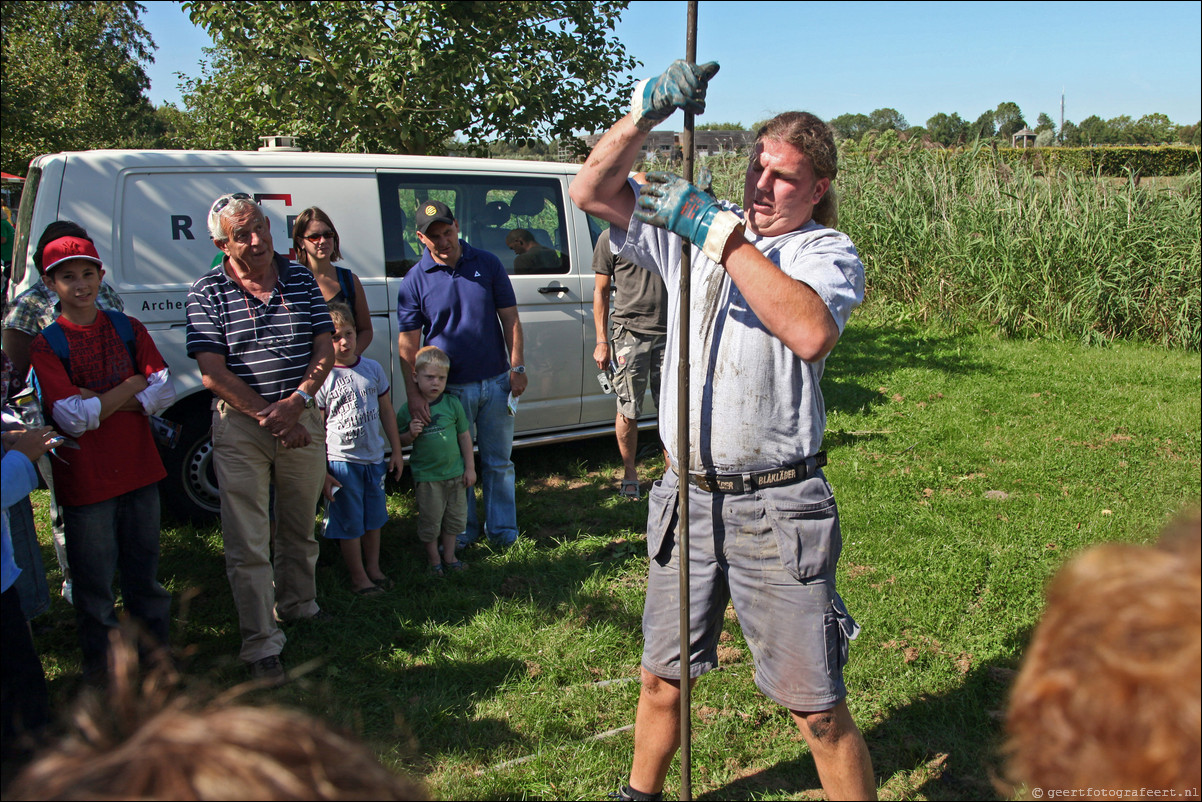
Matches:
[608,785,663,802]
[249,655,286,685]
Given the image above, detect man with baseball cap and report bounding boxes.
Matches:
[396,200,526,551]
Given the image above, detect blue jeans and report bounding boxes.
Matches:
[7,496,49,620]
[447,371,518,547]
[62,483,171,678]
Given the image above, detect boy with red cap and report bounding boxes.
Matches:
[28,227,176,682]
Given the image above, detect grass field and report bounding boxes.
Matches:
[17,315,1202,800]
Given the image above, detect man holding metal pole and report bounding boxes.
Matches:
[570,61,877,800]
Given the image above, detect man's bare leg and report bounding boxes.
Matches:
[791,699,877,800]
[628,668,682,795]
[616,412,639,482]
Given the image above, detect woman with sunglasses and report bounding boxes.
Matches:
[292,208,372,354]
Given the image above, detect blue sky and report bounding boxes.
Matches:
[143,0,1202,130]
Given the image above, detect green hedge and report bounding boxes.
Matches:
[983,146,1200,177]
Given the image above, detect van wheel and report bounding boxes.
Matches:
[159,400,220,524]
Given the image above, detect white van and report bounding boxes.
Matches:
[6,147,649,521]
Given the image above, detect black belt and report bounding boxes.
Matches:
[687,451,827,494]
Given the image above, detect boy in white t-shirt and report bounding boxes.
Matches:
[316,303,403,595]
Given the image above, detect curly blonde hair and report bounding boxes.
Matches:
[1002,513,1201,796]
[8,630,427,800]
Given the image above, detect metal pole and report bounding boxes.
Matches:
[678,2,698,800]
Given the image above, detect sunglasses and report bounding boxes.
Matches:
[302,231,336,243]
[209,192,253,217]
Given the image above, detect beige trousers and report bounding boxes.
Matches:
[212,401,326,663]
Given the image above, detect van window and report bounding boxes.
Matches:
[377,175,568,277]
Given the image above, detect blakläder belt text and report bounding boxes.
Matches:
[687,451,828,494]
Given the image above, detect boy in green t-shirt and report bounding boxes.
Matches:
[397,346,475,575]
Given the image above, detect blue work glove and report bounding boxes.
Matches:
[635,171,745,263]
[630,61,721,132]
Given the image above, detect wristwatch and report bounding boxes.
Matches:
[509,365,526,375]
[294,389,315,408]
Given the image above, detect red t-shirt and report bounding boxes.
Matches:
[30,313,167,507]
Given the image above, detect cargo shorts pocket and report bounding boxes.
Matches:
[645,476,678,564]
[761,489,841,582]
[823,592,860,673]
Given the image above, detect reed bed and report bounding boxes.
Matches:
[693,145,1201,349]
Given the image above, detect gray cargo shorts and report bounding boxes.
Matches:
[611,323,665,421]
[640,468,859,712]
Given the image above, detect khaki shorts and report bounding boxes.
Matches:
[415,477,468,543]
[640,469,859,712]
[611,324,665,421]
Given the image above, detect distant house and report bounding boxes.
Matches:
[1011,127,1037,148]
[578,129,756,161]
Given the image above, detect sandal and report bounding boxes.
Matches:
[354,584,385,596]
[619,479,641,500]
[370,575,395,590]
[446,560,468,572]
[428,564,445,577]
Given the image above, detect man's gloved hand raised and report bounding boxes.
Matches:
[630,61,720,131]
[635,171,745,263]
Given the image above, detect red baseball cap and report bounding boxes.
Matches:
[41,236,103,276]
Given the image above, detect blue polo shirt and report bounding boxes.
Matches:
[395,240,516,384]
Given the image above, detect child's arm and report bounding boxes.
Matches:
[396,406,424,447]
[130,318,176,416]
[377,388,404,479]
[322,472,342,502]
[458,430,476,488]
[30,337,148,437]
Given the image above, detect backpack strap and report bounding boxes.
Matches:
[40,321,71,373]
[102,309,138,366]
[39,310,137,379]
[335,266,355,304]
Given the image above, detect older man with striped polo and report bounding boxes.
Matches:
[185,193,334,684]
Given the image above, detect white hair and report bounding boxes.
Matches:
[207,194,262,243]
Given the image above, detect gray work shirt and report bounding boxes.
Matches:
[610,192,864,473]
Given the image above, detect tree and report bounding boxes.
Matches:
[1106,115,1136,144]
[1178,122,1201,146]
[1078,115,1109,145]
[180,1,637,155]
[993,102,1027,141]
[1133,113,1176,144]
[697,122,745,131]
[868,107,909,132]
[926,112,968,147]
[828,113,872,142]
[1034,129,1056,148]
[1059,119,1081,146]
[971,111,997,140]
[0,1,158,175]
[1034,112,1055,135]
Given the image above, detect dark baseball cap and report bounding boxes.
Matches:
[415,200,455,235]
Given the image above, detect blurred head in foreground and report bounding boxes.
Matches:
[1003,512,1201,795]
[8,630,427,801]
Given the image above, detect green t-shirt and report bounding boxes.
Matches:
[397,393,470,482]
[1,218,14,262]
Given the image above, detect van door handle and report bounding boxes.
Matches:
[538,285,568,294]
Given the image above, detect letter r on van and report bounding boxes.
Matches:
[171,215,194,240]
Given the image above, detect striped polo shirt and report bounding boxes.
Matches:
[185,254,334,403]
